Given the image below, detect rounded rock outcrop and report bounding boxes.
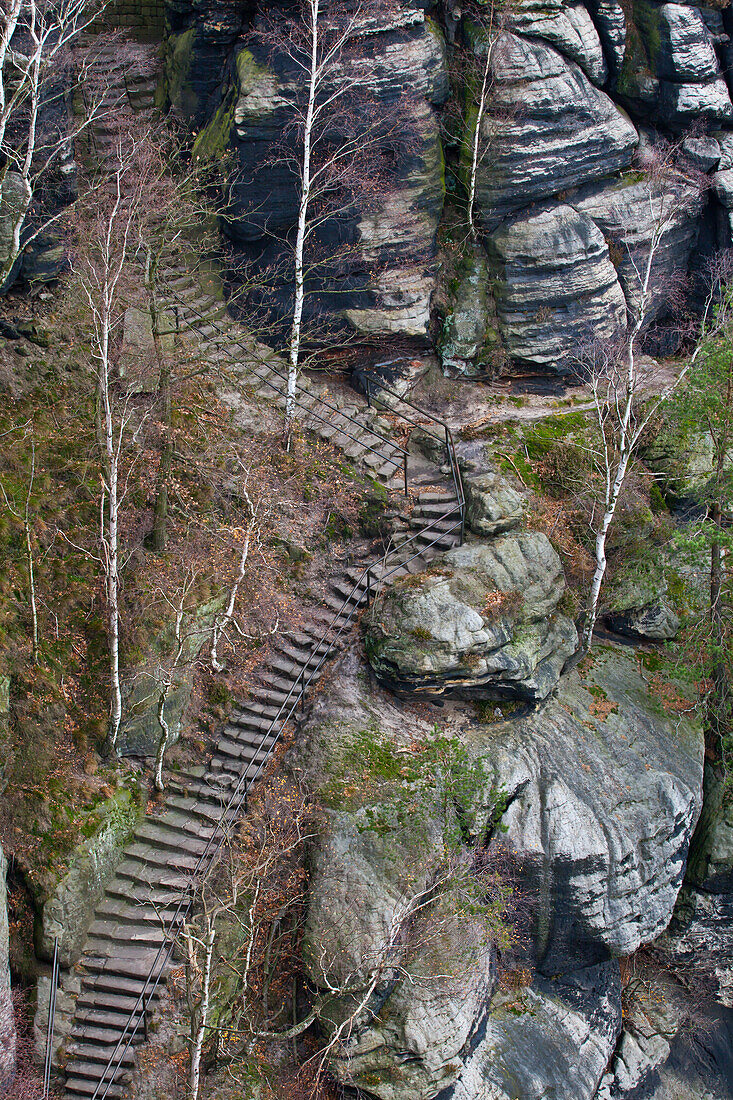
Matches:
[365,534,577,702]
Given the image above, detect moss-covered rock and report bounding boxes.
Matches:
[35,786,144,966]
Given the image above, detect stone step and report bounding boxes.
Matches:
[123,842,200,874]
[213,738,274,765]
[85,923,167,951]
[65,1074,127,1098]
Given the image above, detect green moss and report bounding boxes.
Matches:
[522,412,588,460]
[192,98,235,162]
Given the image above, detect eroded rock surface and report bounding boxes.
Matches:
[365,534,577,701]
[292,645,704,1100]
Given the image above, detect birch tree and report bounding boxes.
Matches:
[0,0,121,289]
[257,0,401,439]
[72,129,153,753]
[578,170,720,652]
[462,1,511,237]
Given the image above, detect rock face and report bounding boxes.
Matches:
[35,789,142,967]
[167,0,447,341]
[487,203,627,372]
[292,645,704,1100]
[451,963,622,1100]
[492,650,703,971]
[163,0,733,374]
[0,844,15,1093]
[456,2,729,374]
[464,468,526,537]
[661,763,733,1012]
[472,33,638,226]
[365,534,577,702]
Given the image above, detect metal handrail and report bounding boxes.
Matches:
[43,938,60,1099]
[86,301,467,1100]
[165,288,410,474]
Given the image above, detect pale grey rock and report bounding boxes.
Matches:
[118,594,224,756]
[464,469,526,537]
[660,75,733,125]
[712,129,733,170]
[474,34,638,224]
[508,0,608,85]
[296,652,496,1100]
[122,305,175,358]
[438,248,498,376]
[652,4,719,82]
[609,984,679,1094]
[606,600,680,641]
[214,8,448,340]
[34,971,79,1071]
[0,171,27,282]
[37,789,141,967]
[451,964,622,1100]
[0,845,15,1093]
[491,649,704,968]
[487,203,627,371]
[572,176,703,323]
[682,134,721,172]
[713,166,733,209]
[365,533,577,702]
[294,647,703,1100]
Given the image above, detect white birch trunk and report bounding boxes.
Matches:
[286,0,319,431]
[100,310,123,753]
[467,39,494,237]
[189,921,216,1100]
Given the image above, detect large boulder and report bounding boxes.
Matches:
[571,175,703,324]
[489,648,703,971]
[616,0,733,126]
[464,469,526,537]
[487,203,627,372]
[35,788,142,967]
[508,0,608,86]
[365,534,577,702]
[451,963,622,1100]
[470,32,638,226]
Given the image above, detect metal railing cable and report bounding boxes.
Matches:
[85,297,466,1100]
[42,938,60,1099]
[163,286,410,477]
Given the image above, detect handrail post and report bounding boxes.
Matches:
[366,378,371,408]
[403,451,408,498]
[142,991,149,1042]
[444,424,449,463]
[366,568,372,606]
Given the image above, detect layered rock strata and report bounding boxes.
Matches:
[292,644,704,1100]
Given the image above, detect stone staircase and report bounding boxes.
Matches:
[62,477,461,1099]
[59,38,464,1100]
[59,281,463,1097]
